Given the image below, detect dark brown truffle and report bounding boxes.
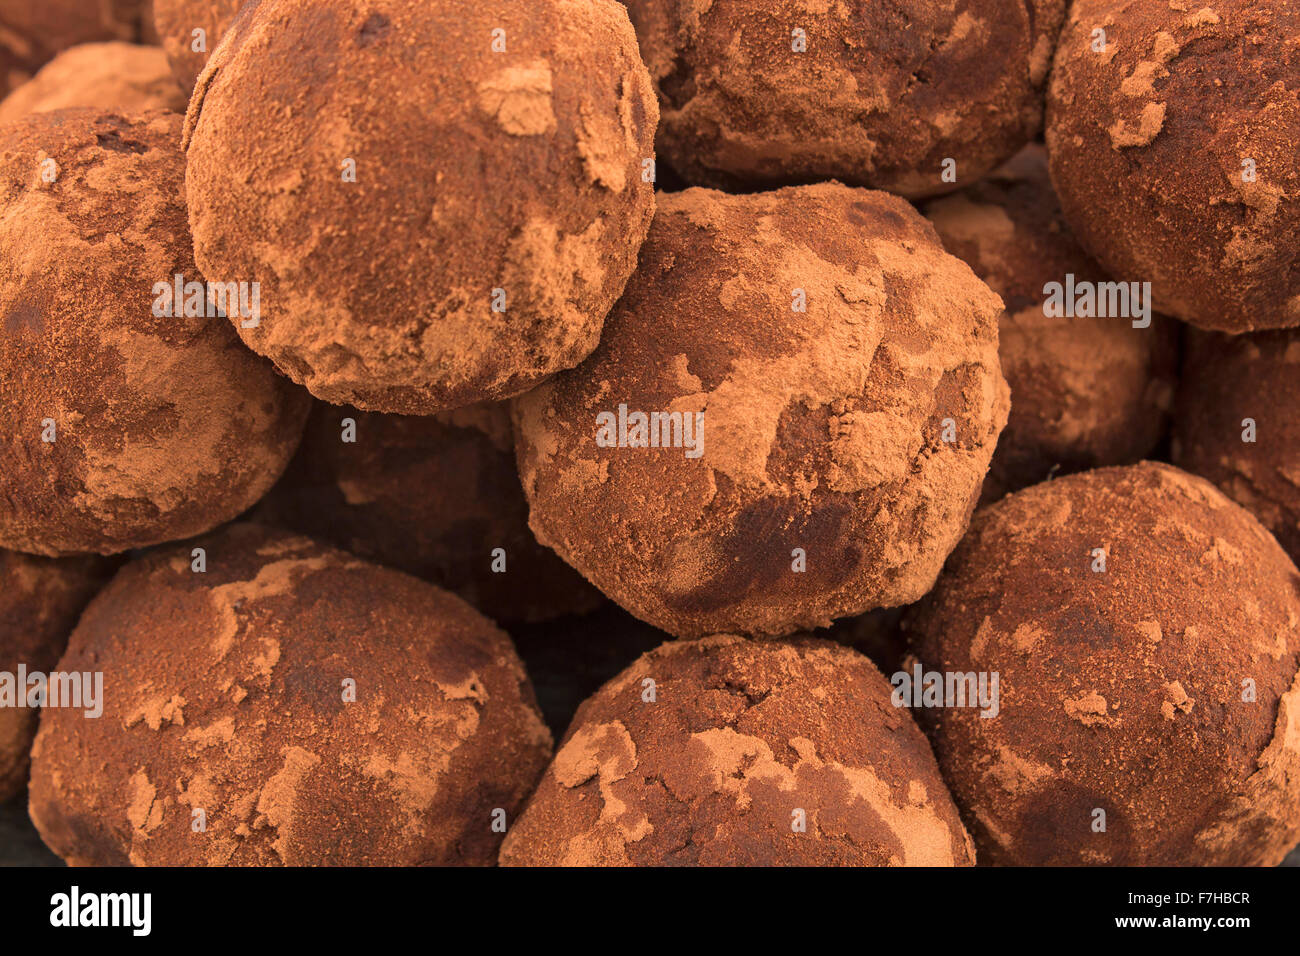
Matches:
[1046,0,1300,332]
[183,0,659,414]
[0,0,146,98]
[253,400,601,622]
[924,145,1179,502]
[514,184,1009,639]
[28,524,553,866]
[0,551,110,801]
[0,43,187,125]
[152,0,241,91]
[0,108,310,556]
[623,0,1065,197]
[500,635,975,866]
[906,462,1300,865]
[1173,329,1300,565]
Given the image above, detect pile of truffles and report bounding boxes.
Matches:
[1,0,1298,869]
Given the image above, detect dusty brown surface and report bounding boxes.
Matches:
[184,0,658,414]
[515,184,1009,638]
[500,634,975,866]
[253,399,602,622]
[0,108,310,556]
[0,43,186,124]
[925,144,1179,502]
[153,0,241,91]
[1046,0,1300,332]
[0,0,148,98]
[624,0,1065,197]
[27,523,553,866]
[906,462,1300,865]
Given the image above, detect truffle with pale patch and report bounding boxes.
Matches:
[0,108,309,556]
[1046,0,1300,332]
[0,43,186,124]
[905,462,1300,865]
[514,184,1009,639]
[153,0,242,91]
[500,635,975,866]
[27,524,553,866]
[183,0,658,414]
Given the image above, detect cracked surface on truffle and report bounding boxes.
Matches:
[500,635,975,866]
[183,0,658,414]
[27,524,553,866]
[515,184,1009,638]
[906,461,1300,865]
[1046,0,1300,331]
[0,43,187,125]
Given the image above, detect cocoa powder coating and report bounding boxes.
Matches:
[153,0,241,91]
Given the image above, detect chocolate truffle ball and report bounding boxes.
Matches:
[0,43,187,125]
[906,462,1300,866]
[28,524,552,866]
[500,635,975,866]
[0,551,109,801]
[924,145,1179,501]
[0,0,145,98]
[153,0,241,91]
[1046,0,1300,332]
[515,184,1010,639]
[254,400,601,622]
[183,0,658,415]
[0,108,310,556]
[1173,329,1300,565]
[623,0,1065,197]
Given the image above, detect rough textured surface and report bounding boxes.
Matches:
[0,43,187,124]
[253,399,602,622]
[515,184,1009,639]
[624,0,1065,197]
[0,551,110,801]
[183,0,658,415]
[0,0,148,98]
[153,0,241,91]
[0,108,310,556]
[925,145,1179,502]
[1173,329,1300,566]
[27,524,552,866]
[1046,0,1300,332]
[906,462,1300,865]
[500,635,975,866]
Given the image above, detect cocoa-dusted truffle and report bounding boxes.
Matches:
[0,108,310,556]
[0,43,187,125]
[254,400,601,622]
[924,145,1178,501]
[623,0,1065,197]
[0,0,145,98]
[1046,0,1300,332]
[0,551,110,801]
[28,524,553,866]
[500,635,975,866]
[906,462,1300,865]
[183,0,658,415]
[1173,329,1300,564]
[153,0,241,91]
[515,184,1010,639]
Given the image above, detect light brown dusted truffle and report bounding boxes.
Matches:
[500,635,975,866]
[153,0,241,91]
[623,0,1065,197]
[924,145,1179,502]
[0,551,110,801]
[0,43,187,125]
[253,400,601,622]
[1173,329,1300,565]
[27,524,553,866]
[183,0,658,415]
[0,0,146,98]
[905,462,1300,866]
[0,108,310,556]
[1046,0,1300,332]
[515,184,1010,639]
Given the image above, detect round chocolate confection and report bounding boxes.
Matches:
[514,183,1009,638]
[1046,0,1300,332]
[906,461,1300,865]
[28,524,553,866]
[0,0,146,98]
[0,43,187,125]
[183,0,658,414]
[153,0,241,91]
[500,635,975,866]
